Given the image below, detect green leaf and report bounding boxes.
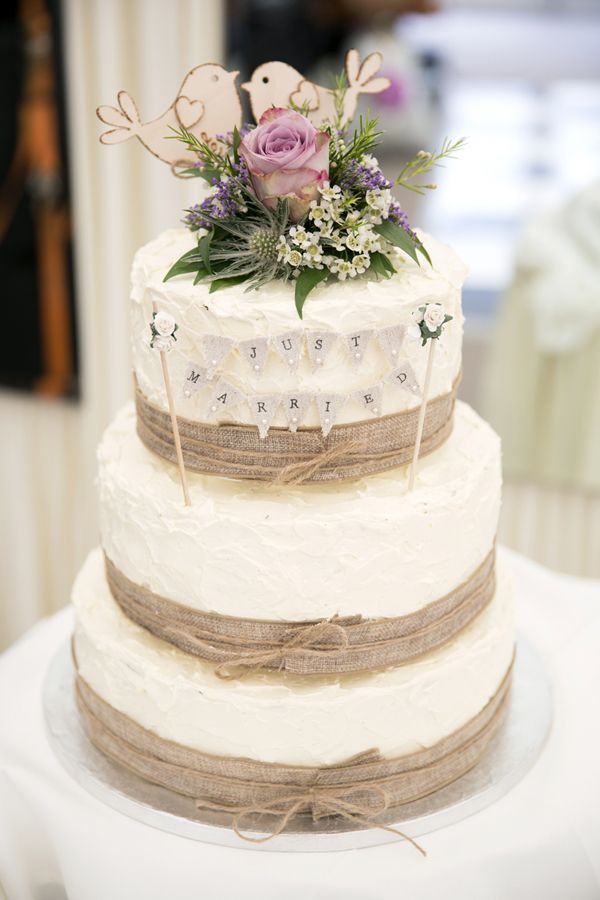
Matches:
[164,257,204,282]
[294,268,329,319]
[208,274,249,293]
[374,220,432,267]
[374,220,423,265]
[369,251,396,279]
[198,166,221,184]
[198,231,213,274]
[232,126,241,164]
[163,240,212,281]
[173,166,204,178]
[413,236,432,266]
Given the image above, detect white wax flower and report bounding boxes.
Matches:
[153,310,176,337]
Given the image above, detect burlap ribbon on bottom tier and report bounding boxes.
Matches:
[75,659,513,851]
[134,373,460,485]
[104,549,496,677]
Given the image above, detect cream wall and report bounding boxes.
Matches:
[0,0,225,650]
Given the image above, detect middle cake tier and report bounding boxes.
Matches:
[99,399,500,623]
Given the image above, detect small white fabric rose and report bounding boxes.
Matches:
[423,303,446,331]
[407,324,422,342]
[153,311,176,337]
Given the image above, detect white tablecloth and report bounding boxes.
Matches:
[1,547,599,900]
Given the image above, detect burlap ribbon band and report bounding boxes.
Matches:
[75,659,513,847]
[135,374,460,484]
[105,549,496,677]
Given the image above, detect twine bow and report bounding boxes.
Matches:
[274,440,366,485]
[196,783,427,854]
[214,616,355,680]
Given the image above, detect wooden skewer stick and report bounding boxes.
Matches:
[153,303,191,507]
[408,338,436,492]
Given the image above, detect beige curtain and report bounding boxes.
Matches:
[0,0,225,650]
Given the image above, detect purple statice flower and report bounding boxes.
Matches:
[200,178,244,223]
[338,158,392,193]
[388,199,411,233]
[184,161,250,230]
[183,203,205,230]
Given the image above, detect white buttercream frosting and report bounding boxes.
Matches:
[98,400,501,621]
[73,548,514,767]
[130,228,467,427]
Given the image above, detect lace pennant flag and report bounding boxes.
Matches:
[202,335,234,377]
[377,325,406,365]
[316,394,346,437]
[346,330,374,367]
[250,394,281,439]
[305,331,338,370]
[353,384,383,417]
[181,361,210,399]
[386,360,421,396]
[271,331,304,373]
[281,393,313,432]
[238,337,270,376]
[205,380,243,421]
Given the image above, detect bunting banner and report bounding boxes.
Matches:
[167,322,415,383]
[179,357,421,437]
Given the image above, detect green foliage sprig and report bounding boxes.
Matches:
[396,137,467,194]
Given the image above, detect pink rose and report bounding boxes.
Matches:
[239,108,330,222]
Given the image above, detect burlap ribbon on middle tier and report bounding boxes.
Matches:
[134,373,460,485]
[104,549,496,677]
[75,659,513,848]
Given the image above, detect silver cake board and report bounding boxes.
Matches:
[43,636,552,853]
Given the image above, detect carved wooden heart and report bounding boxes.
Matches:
[175,95,205,128]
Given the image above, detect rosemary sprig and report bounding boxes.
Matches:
[167,125,234,178]
[330,71,348,131]
[395,137,467,194]
[331,114,384,180]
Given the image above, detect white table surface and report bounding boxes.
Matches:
[1,546,599,900]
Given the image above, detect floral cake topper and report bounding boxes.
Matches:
[165,105,464,316]
[97,51,464,318]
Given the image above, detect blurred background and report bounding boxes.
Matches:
[1,0,599,651]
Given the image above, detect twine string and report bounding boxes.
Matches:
[196,784,427,854]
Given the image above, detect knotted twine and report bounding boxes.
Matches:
[75,658,513,848]
[104,549,496,677]
[134,373,460,485]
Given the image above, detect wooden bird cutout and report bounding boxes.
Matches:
[96,63,242,168]
[242,50,391,128]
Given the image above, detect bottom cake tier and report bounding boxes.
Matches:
[73,548,514,768]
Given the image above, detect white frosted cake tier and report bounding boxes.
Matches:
[131,228,467,428]
[73,548,514,767]
[98,400,501,622]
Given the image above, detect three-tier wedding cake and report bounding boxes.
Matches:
[74,56,514,842]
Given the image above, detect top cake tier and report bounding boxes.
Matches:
[131,228,467,430]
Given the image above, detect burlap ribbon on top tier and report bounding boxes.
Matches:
[134,374,460,485]
[105,549,496,677]
[75,660,513,848]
